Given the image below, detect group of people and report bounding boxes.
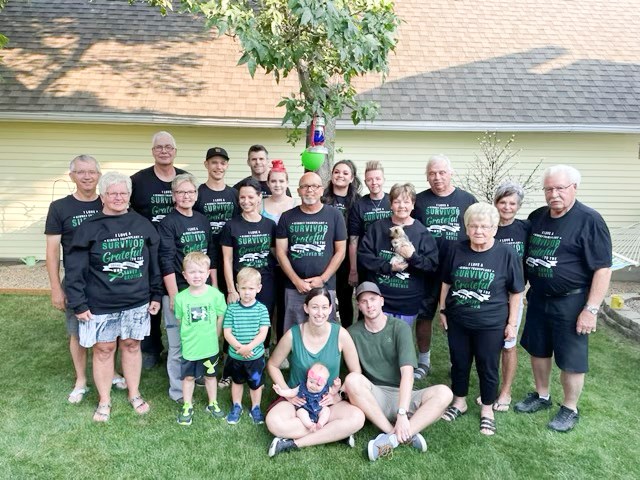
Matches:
[45,130,612,461]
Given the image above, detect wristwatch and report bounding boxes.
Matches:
[397,408,407,416]
[584,304,599,315]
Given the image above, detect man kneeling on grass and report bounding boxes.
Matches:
[343,282,453,461]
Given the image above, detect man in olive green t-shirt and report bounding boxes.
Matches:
[344,282,453,461]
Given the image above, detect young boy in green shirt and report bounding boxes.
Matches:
[174,252,227,425]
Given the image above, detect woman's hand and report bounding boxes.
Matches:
[76,310,93,322]
[319,389,341,407]
[50,287,66,311]
[148,301,160,315]
[440,312,448,331]
[391,260,408,272]
[504,324,516,341]
[348,269,359,287]
[227,291,239,304]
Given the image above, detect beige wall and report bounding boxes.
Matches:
[1,121,638,259]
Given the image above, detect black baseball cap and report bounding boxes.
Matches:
[205,147,229,161]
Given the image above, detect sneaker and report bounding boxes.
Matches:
[514,392,552,413]
[205,400,225,418]
[174,397,184,405]
[268,437,298,457]
[367,433,399,462]
[177,404,194,426]
[218,377,232,389]
[408,433,428,453]
[249,405,265,424]
[142,353,159,369]
[195,376,206,387]
[340,434,355,448]
[413,363,431,381]
[548,406,579,432]
[226,403,243,424]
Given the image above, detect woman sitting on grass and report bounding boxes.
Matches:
[265,288,364,457]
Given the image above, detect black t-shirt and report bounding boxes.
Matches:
[130,166,187,226]
[44,195,102,267]
[158,209,216,291]
[233,176,292,198]
[526,201,612,295]
[358,218,439,315]
[193,184,240,240]
[412,188,477,261]
[220,215,276,277]
[443,240,525,329]
[276,205,347,289]
[495,219,530,259]
[348,194,392,238]
[65,211,163,315]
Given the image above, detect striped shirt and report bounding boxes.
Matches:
[223,301,270,361]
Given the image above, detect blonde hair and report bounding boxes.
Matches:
[365,161,384,174]
[182,251,211,271]
[236,267,261,286]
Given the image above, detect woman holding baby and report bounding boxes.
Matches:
[358,183,439,325]
[265,288,364,457]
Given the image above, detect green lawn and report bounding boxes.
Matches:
[1,294,639,479]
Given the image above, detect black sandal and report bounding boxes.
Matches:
[441,405,466,422]
[480,416,496,436]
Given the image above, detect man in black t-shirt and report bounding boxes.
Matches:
[45,155,113,403]
[276,172,347,332]
[412,155,477,380]
[130,131,187,369]
[515,165,612,433]
[233,144,291,197]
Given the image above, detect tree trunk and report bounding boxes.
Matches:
[316,115,335,186]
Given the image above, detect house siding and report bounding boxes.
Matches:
[1,121,638,259]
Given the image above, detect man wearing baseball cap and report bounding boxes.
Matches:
[343,282,452,461]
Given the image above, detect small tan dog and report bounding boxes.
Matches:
[389,225,412,267]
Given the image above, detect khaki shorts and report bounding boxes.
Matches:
[369,383,428,422]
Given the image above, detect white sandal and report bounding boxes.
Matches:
[112,376,128,390]
[68,386,89,404]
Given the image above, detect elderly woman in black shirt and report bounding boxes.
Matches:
[439,202,524,435]
[66,172,162,422]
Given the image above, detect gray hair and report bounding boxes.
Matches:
[426,154,453,173]
[69,154,100,173]
[98,172,132,195]
[493,181,525,206]
[464,202,499,227]
[151,131,177,148]
[543,164,581,187]
[172,173,198,191]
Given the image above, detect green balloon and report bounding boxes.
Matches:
[301,150,325,171]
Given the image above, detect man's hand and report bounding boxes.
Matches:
[306,277,324,289]
[440,312,448,331]
[393,414,412,444]
[50,287,66,311]
[504,324,516,341]
[576,309,597,335]
[294,277,312,294]
[348,269,359,287]
[227,291,240,304]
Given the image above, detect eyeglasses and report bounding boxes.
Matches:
[175,190,197,197]
[299,184,323,191]
[105,192,129,198]
[71,170,99,176]
[542,184,574,194]
[467,224,495,231]
[153,145,175,152]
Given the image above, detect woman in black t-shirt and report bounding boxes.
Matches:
[322,160,362,327]
[439,203,524,435]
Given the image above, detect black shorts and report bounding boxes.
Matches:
[223,356,265,390]
[181,353,221,380]
[520,290,589,373]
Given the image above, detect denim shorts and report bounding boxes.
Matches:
[79,303,150,348]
